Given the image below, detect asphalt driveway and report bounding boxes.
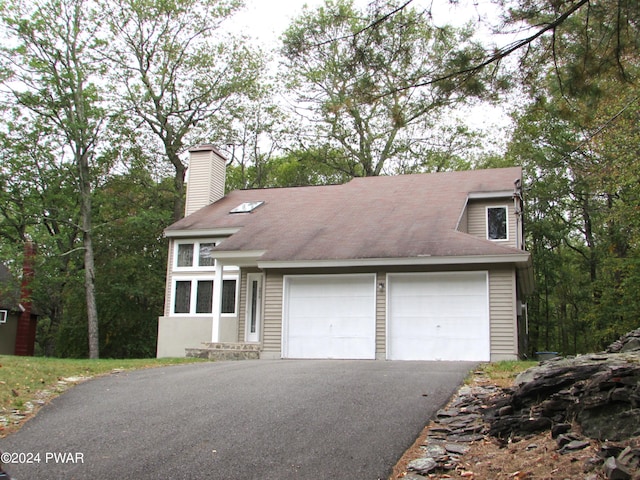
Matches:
[0,360,475,480]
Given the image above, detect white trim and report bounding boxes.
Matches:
[214,250,266,266]
[245,273,264,343]
[486,205,509,242]
[165,228,240,238]
[468,191,514,199]
[259,253,529,269]
[0,310,7,324]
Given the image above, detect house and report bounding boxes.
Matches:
[0,241,38,356]
[157,144,533,361]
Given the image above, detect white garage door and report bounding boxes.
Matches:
[283,274,376,359]
[387,272,489,361]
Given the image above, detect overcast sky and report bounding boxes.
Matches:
[225,0,515,145]
[229,0,505,47]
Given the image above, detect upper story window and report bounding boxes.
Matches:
[487,206,508,240]
[175,240,219,269]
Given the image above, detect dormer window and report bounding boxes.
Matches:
[487,206,508,240]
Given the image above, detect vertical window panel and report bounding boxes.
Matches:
[196,280,214,313]
[221,279,237,314]
[174,281,191,313]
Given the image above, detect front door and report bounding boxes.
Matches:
[245,273,263,343]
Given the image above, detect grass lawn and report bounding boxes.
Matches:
[476,359,538,387]
[0,355,205,437]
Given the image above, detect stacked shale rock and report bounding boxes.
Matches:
[406,384,499,477]
[482,329,640,479]
[406,330,640,479]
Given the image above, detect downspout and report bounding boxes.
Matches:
[513,178,524,250]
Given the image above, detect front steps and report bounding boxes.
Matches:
[185,342,261,361]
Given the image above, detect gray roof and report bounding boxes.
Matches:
[166,167,527,264]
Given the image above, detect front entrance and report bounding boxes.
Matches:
[245,273,263,343]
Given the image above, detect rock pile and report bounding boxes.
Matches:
[406,328,640,479]
[607,328,640,354]
[405,384,499,477]
[482,328,640,479]
[486,352,640,442]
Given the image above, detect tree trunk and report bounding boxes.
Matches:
[171,154,187,222]
[79,154,99,359]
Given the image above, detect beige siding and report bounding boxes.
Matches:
[262,271,284,356]
[184,149,226,216]
[467,200,518,248]
[163,239,175,316]
[489,268,518,360]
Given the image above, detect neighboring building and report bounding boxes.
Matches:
[157,145,533,361]
[0,242,38,356]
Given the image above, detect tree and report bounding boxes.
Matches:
[0,0,106,358]
[506,56,640,354]
[500,0,640,91]
[102,0,264,221]
[280,0,502,176]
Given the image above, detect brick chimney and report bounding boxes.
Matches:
[14,240,37,356]
[184,144,228,217]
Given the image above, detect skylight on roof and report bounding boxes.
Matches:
[229,201,264,214]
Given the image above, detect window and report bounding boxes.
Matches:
[172,278,237,315]
[174,240,219,269]
[177,244,194,267]
[0,310,7,324]
[198,243,216,267]
[221,279,237,314]
[487,206,508,240]
[195,280,214,313]
[174,281,192,313]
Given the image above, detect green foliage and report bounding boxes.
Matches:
[281,0,500,176]
[102,0,263,221]
[506,26,640,355]
[226,147,352,190]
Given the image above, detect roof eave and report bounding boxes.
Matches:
[164,227,241,238]
[256,253,531,269]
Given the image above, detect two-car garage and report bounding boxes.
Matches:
[281,272,491,361]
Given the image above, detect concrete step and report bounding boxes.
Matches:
[185,342,261,361]
[201,342,261,351]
